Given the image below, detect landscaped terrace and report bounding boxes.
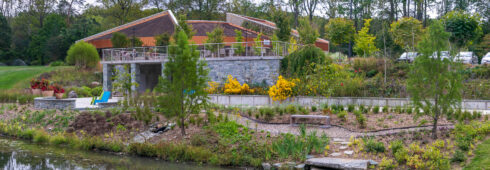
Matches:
[101,41,301,64]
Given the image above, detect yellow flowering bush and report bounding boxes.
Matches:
[205,81,220,94]
[223,75,254,94]
[268,76,298,101]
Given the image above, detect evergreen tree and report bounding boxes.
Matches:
[156,30,209,136]
[0,13,11,53]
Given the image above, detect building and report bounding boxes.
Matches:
[80,10,329,92]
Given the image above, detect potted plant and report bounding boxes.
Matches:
[30,79,41,95]
[40,79,54,97]
[53,84,65,99]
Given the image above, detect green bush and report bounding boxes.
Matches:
[382,106,389,113]
[389,140,404,154]
[311,105,317,112]
[348,104,355,112]
[365,138,385,153]
[280,45,327,77]
[451,150,466,162]
[91,86,103,96]
[271,125,329,161]
[33,130,49,144]
[338,111,348,121]
[66,41,100,69]
[355,112,366,128]
[111,32,129,48]
[373,106,380,114]
[379,157,398,170]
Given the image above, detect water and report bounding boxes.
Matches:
[0,136,233,170]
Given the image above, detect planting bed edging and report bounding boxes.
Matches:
[34,97,76,110]
[209,95,490,110]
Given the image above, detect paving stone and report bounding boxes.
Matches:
[344,150,354,155]
[261,163,271,170]
[306,157,370,170]
[330,152,342,156]
[340,146,348,150]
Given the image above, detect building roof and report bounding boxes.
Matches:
[80,10,178,42]
[186,20,264,38]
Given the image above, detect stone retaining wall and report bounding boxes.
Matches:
[209,95,490,110]
[34,97,76,110]
[205,57,281,86]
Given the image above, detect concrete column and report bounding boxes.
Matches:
[131,63,140,91]
[103,64,113,91]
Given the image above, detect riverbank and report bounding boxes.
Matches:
[1,103,489,169]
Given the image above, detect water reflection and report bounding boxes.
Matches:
[0,137,232,170]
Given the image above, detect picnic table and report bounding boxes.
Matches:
[290,115,331,128]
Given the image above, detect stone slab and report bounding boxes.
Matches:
[306,157,369,170]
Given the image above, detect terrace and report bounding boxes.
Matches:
[100,41,301,64]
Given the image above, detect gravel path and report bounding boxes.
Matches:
[227,113,454,139]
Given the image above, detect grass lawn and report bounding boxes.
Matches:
[0,66,70,90]
[464,138,490,170]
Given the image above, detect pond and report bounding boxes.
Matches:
[0,136,232,170]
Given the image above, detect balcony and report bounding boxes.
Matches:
[101,41,301,64]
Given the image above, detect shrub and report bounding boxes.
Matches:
[91,86,103,96]
[50,133,68,145]
[365,138,385,153]
[394,148,409,163]
[347,104,355,112]
[224,75,254,94]
[451,150,466,162]
[389,140,404,154]
[355,112,366,128]
[33,130,49,144]
[66,41,100,69]
[373,106,380,114]
[311,105,317,112]
[286,104,298,114]
[49,61,66,66]
[338,111,348,121]
[379,157,398,170]
[280,45,326,77]
[382,106,388,113]
[268,76,298,101]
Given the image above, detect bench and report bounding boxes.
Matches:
[290,115,331,128]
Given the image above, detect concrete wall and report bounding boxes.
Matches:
[209,95,490,110]
[205,57,281,86]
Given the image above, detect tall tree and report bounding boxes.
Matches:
[0,12,11,52]
[354,19,379,57]
[442,10,483,50]
[288,0,304,28]
[303,0,322,21]
[324,18,355,47]
[298,19,319,45]
[390,17,424,51]
[408,20,463,139]
[100,0,147,25]
[157,30,208,136]
[272,9,291,42]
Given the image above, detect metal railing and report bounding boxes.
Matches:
[101,41,302,62]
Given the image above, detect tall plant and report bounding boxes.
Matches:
[408,21,463,139]
[390,17,424,51]
[232,30,245,55]
[111,32,129,48]
[354,19,379,57]
[65,41,100,69]
[205,26,224,56]
[156,30,208,136]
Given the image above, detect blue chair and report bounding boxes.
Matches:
[93,91,111,105]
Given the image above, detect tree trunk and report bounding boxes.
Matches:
[432,114,438,139]
[389,0,395,22]
[403,0,407,17]
[181,116,186,136]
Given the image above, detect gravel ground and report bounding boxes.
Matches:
[227,113,454,139]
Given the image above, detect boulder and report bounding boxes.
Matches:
[68,91,78,98]
[294,164,305,170]
[273,163,282,169]
[306,158,370,170]
[11,59,26,66]
[261,163,271,170]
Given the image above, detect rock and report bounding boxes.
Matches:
[261,163,271,170]
[340,146,348,150]
[294,164,305,170]
[340,142,351,145]
[306,155,315,159]
[285,162,296,167]
[344,150,354,155]
[330,152,342,156]
[11,59,26,66]
[333,138,346,142]
[306,158,370,170]
[273,163,282,169]
[68,91,78,98]
[91,81,101,87]
[368,160,378,166]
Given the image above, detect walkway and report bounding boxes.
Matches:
[227,113,454,139]
[74,97,121,110]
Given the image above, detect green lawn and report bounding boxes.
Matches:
[0,66,69,90]
[464,138,490,170]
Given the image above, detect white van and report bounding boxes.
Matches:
[454,52,478,64]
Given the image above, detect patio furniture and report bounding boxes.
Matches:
[92,91,111,105]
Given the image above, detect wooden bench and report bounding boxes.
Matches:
[290,115,331,128]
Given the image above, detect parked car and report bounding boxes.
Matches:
[482,52,490,64]
[454,52,478,64]
[430,51,451,60]
[397,52,418,62]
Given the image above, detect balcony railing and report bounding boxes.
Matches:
[101,41,301,63]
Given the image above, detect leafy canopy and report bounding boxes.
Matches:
[111,32,129,48]
[156,30,208,136]
[390,17,424,51]
[442,10,482,49]
[324,18,355,46]
[298,19,319,45]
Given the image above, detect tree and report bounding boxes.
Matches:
[288,0,304,27]
[354,19,379,57]
[66,41,100,69]
[233,30,245,55]
[298,19,319,45]
[129,35,143,47]
[154,33,170,46]
[324,18,355,46]
[100,0,147,25]
[442,10,482,49]
[174,14,195,40]
[303,0,322,21]
[408,20,463,139]
[0,12,11,52]
[389,17,424,51]
[205,26,224,56]
[156,30,208,136]
[272,9,291,42]
[111,32,129,48]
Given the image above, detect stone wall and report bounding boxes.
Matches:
[205,57,281,86]
[209,95,490,110]
[34,97,76,110]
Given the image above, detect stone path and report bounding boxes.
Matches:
[227,113,454,139]
[74,97,122,110]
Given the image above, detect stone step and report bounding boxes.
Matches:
[306,157,371,170]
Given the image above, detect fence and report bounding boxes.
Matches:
[101,41,302,62]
